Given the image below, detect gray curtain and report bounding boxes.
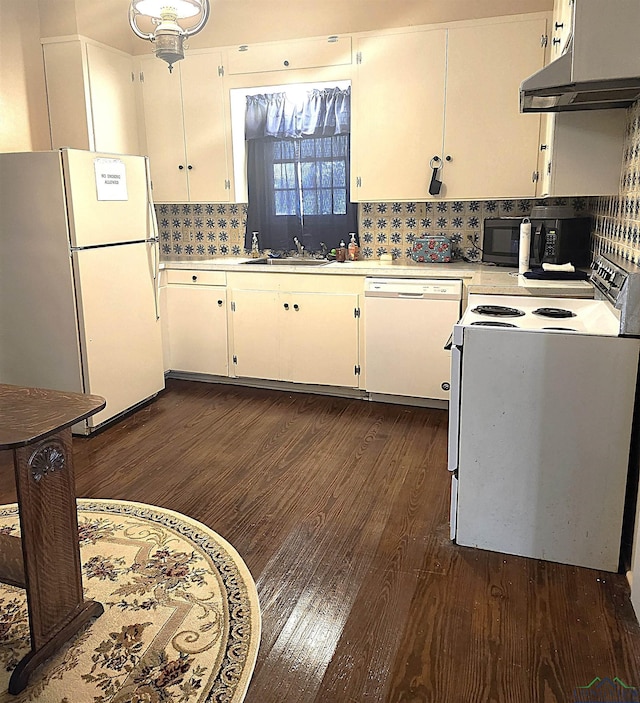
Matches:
[245,87,351,140]
[244,87,356,254]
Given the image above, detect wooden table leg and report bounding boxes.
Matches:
[8,427,103,695]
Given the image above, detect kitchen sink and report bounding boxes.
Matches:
[240,257,330,266]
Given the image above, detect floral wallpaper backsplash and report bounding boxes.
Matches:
[157,203,248,259]
[591,99,640,264]
[357,197,590,262]
[157,197,591,263]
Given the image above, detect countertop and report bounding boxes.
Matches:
[160,258,594,298]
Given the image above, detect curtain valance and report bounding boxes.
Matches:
[245,86,351,140]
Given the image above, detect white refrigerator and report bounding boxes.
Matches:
[0,149,165,433]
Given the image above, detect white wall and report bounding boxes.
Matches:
[0,0,50,151]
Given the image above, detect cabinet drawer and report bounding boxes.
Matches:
[226,36,352,75]
[166,270,226,286]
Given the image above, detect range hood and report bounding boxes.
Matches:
[520,0,640,113]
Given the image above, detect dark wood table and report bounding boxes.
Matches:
[0,384,106,694]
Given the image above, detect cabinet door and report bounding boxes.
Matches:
[42,41,93,150]
[43,40,141,155]
[352,29,446,202]
[166,285,228,375]
[441,17,546,199]
[230,289,280,381]
[226,36,352,75]
[537,111,625,197]
[551,0,574,58]
[139,56,189,201]
[281,292,359,388]
[86,44,140,155]
[180,53,231,202]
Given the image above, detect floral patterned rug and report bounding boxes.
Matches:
[0,499,261,702]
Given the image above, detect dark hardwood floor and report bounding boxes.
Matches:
[1,378,639,702]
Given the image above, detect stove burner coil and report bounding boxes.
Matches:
[470,321,518,327]
[533,307,577,319]
[471,305,525,317]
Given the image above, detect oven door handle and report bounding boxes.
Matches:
[447,343,462,474]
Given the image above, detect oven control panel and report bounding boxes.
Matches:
[590,255,627,303]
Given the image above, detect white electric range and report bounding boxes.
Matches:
[458,293,621,335]
[447,254,640,572]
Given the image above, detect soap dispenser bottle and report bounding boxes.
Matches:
[337,240,347,262]
[250,231,260,258]
[348,233,359,261]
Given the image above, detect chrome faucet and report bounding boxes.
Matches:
[293,237,304,256]
[320,242,328,258]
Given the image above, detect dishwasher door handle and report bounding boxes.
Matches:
[398,292,425,298]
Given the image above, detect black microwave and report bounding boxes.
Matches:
[482,217,592,267]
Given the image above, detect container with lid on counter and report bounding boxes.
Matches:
[412,236,452,263]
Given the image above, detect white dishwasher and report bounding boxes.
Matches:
[364,278,462,400]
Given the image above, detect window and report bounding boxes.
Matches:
[243,86,356,254]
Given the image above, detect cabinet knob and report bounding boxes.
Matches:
[293,304,300,311]
[188,165,193,170]
[552,37,562,45]
[554,21,564,29]
[283,60,290,66]
[217,299,223,306]
[283,303,289,310]
[540,144,548,150]
[179,164,184,170]
[192,275,197,281]
[445,155,452,162]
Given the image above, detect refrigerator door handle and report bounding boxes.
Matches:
[148,239,160,322]
[144,157,161,322]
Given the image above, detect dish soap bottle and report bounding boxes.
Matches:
[348,233,359,261]
[337,240,347,262]
[251,231,260,258]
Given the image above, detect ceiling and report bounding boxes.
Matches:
[38,0,553,54]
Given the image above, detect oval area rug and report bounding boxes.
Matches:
[0,499,261,703]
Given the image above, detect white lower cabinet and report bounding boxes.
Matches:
[281,291,359,386]
[229,289,281,381]
[230,284,360,388]
[165,271,229,376]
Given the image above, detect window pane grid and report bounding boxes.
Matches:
[272,136,348,217]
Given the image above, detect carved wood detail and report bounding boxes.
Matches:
[28,440,66,482]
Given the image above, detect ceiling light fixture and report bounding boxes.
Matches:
[129,0,210,72]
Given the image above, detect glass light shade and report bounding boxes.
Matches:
[132,0,203,19]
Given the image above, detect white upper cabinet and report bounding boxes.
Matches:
[226,36,352,75]
[351,15,548,202]
[439,16,547,200]
[139,52,232,203]
[351,29,447,203]
[42,38,141,155]
[537,110,625,197]
[138,56,187,201]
